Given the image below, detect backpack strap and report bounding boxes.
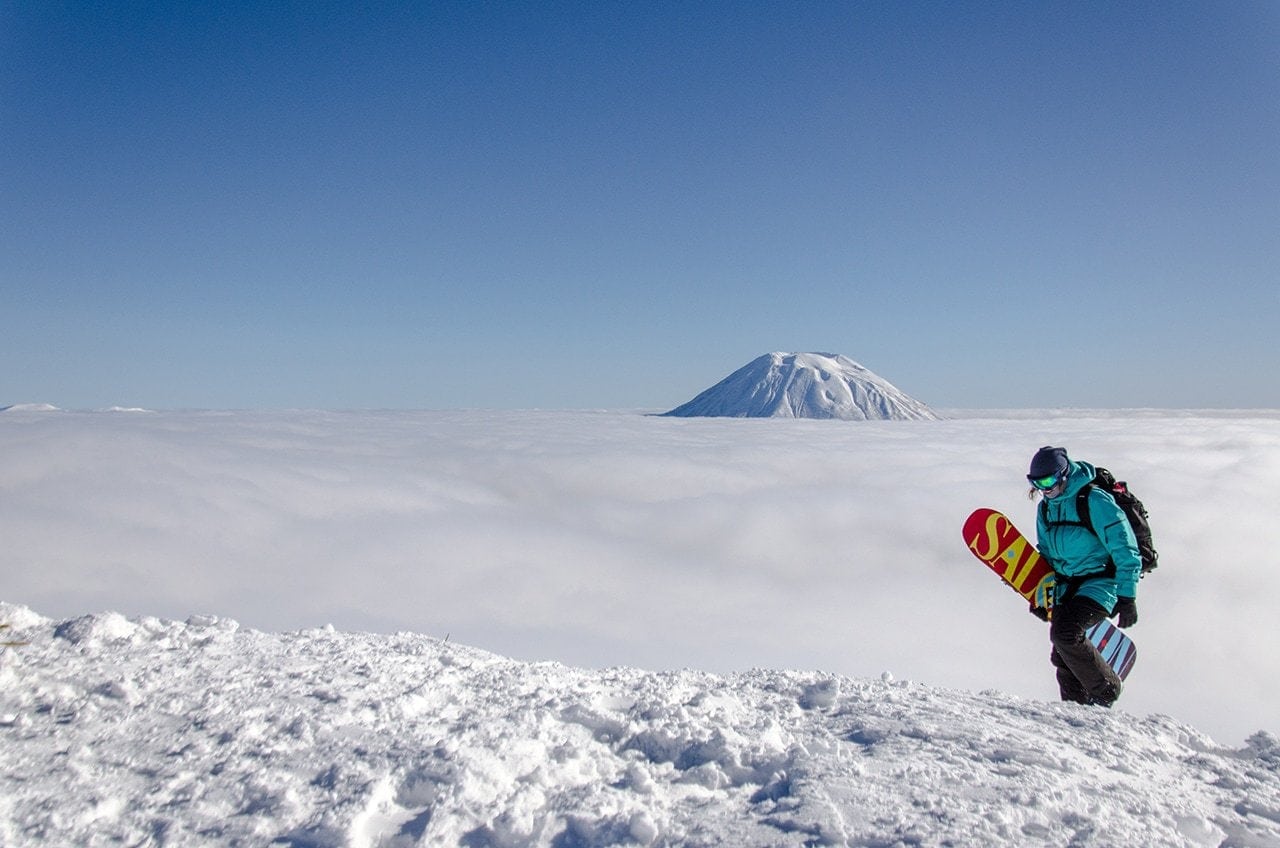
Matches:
[1071,484,1115,570]
[1039,483,1116,600]
[1037,484,1095,533]
[1075,484,1093,535]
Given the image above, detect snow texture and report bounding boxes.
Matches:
[2,603,1278,847]
[663,352,939,420]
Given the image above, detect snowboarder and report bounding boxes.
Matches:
[1026,446,1141,707]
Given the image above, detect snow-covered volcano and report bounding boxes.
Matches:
[663,352,939,420]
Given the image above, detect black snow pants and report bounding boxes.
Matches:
[1049,595,1122,706]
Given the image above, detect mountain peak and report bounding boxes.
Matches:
[663,352,938,420]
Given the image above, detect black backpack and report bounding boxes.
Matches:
[1040,467,1159,575]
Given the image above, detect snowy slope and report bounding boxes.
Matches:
[663,353,939,420]
[0,604,1276,847]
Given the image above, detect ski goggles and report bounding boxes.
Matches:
[1028,470,1067,491]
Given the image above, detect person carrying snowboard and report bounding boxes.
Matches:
[1026,445,1141,707]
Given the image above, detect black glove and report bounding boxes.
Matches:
[1113,597,1138,628]
[1029,602,1049,622]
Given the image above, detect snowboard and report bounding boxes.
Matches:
[963,507,1056,609]
[963,507,1137,680]
[1085,619,1137,681]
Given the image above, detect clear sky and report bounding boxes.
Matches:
[3,2,1278,410]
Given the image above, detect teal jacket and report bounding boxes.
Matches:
[1035,460,1142,612]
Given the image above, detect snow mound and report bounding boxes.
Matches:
[663,352,939,420]
[1,604,1277,847]
[0,403,60,413]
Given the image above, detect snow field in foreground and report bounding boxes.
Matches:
[1,604,1278,847]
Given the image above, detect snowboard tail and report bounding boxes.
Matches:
[1087,620,1137,681]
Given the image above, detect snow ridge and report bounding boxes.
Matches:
[663,352,939,420]
[2,604,1277,847]
[0,404,60,413]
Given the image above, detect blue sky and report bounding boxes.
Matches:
[3,2,1277,410]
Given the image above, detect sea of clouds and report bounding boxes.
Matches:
[2,406,1277,746]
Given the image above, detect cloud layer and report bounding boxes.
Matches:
[3,407,1276,745]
